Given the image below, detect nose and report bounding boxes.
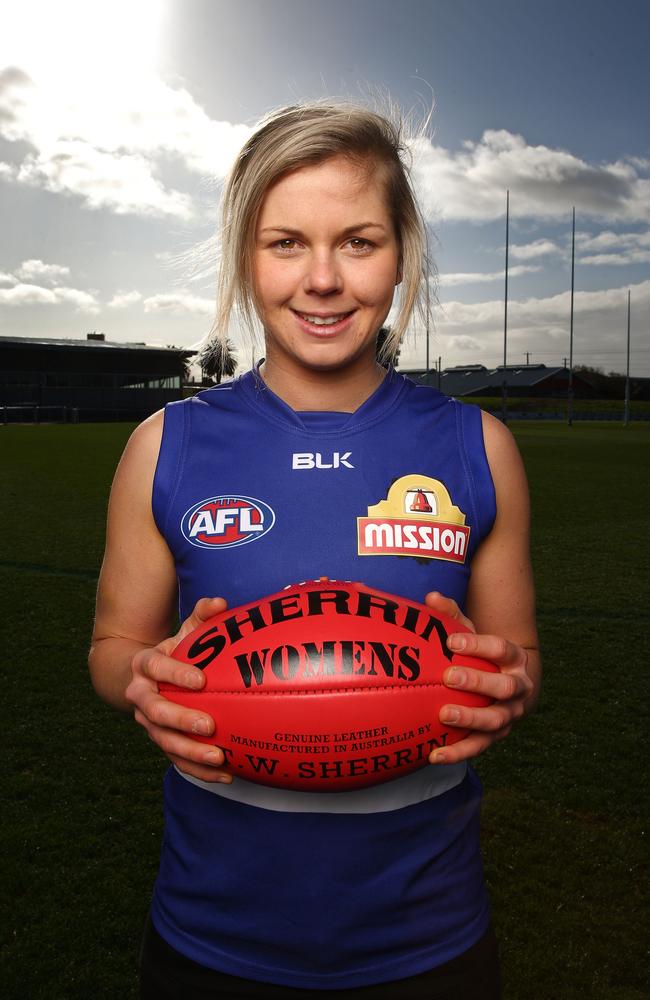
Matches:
[303,251,343,295]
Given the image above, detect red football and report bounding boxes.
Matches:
[160,580,498,792]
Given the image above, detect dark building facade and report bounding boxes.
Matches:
[1,335,195,421]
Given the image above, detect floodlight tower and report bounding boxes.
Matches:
[568,207,575,427]
[624,290,631,427]
[425,313,430,375]
[501,190,509,423]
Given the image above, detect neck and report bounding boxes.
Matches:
[258,359,387,412]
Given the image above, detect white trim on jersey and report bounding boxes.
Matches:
[176,762,467,814]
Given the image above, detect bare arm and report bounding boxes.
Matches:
[88,411,232,782]
[89,411,177,708]
[426,410,541,764]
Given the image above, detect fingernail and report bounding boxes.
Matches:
[205,749,223,764]
[217,774,232,783]
[430,751,446,765]
[192,717,212,735]
[448,635,466,651]
[447,667,466,686]
[186,672,203,689]
[442,707,460,723]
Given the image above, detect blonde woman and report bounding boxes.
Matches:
[90,103,540,999]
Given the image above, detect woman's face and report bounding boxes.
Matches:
[253,155,400,385]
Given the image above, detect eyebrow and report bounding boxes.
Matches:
[258,222,388,236]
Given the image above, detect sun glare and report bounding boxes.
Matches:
[1,0,167,84]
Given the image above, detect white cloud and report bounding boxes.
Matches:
[3,12,649,233]
[398,278,650,372]
[108,291,144,309]
[53,287,101,311]
[0,282,99,312]
[143,292,214,316]
[509,239,560,261]
[576,228,650,251]
[580,250,650,266]
[0,271,18,287]
[0,47,250,219]
[15,139,196,219]
[447,335,483,352]
[572,228,650,266]
[411,130,650,224]
[2,34,648,232]
[439,264,540,287]
[15,259,70,283]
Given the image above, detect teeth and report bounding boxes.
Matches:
[300,312,347,326]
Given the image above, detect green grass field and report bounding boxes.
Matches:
[1,422,648,999]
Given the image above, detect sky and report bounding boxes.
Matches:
[1,0,649,375]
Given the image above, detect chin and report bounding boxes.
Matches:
[301,352,371,375]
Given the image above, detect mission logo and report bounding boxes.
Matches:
[181,496,275,549]
[357,474,470,563]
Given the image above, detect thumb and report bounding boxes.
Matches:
[423,591,476,634]
[175,596,228,644]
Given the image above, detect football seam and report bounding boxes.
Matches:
[165,682,447,696]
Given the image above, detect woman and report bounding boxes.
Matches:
[89,103,540,998]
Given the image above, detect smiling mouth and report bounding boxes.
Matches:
[292,309,355,327]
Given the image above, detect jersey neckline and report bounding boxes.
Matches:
[233,364,410,435]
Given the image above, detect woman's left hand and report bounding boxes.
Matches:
[423,591,539,765]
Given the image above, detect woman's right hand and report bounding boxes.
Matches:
[125,596,233,783]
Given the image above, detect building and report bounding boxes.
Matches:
[404,363,597,399]
[0,334,195,421]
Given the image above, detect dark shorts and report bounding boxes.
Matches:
[139,915,501,1000]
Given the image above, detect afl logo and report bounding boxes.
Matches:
[181,496,275,549]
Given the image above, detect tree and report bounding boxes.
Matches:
[198,338,238,384]
[166,345,191,382]
[574,364,604,376]
[376,327,401,368]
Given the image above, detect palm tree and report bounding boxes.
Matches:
[376,327,401,368]
[198,338,238,384]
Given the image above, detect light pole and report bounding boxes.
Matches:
[501,189,509,423]
[568,207,575,426]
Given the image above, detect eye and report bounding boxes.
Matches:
[347,238,373,253]
[273,238,298,252]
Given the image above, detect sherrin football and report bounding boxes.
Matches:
[160,580,498,792]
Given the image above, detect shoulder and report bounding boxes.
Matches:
[479,411,529,515]
[395,372,456,413]
[120,408,164,468]
[111,409,165,506]
[481,410,525,473]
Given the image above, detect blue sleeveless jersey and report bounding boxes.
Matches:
[150,367,497,989]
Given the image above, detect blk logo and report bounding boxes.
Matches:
[181,496,275,549]
[292,452,354,470]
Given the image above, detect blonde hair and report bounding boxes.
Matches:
[212,101,432,363]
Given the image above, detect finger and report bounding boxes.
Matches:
[429,727,511,766]
[169,757,234,784]
[439,700,524,733]
[446,632,522,667]
[443,662,526,702]
[133,648,206,691]
[134,690,215,737]
[135,710,224,766]
[180,596,228,638]
[160,597,228,651]
[424,591,475,633]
